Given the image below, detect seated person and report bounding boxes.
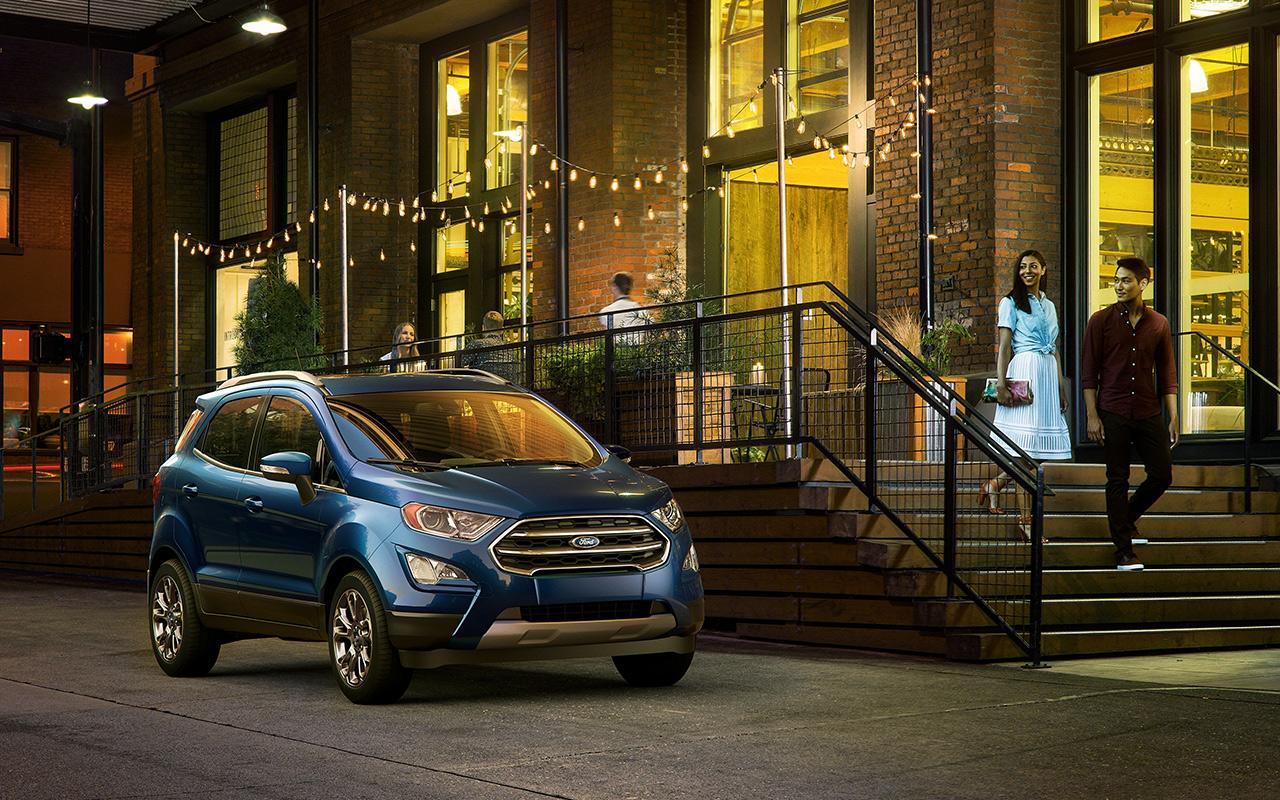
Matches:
[461,311,521,382]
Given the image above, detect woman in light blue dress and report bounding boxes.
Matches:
[977,249,1071,538]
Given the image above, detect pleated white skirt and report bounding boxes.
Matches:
[993,351,1072,461]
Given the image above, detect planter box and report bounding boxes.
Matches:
[805,377,966,465]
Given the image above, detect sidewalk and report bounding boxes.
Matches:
[1,577,1277,800]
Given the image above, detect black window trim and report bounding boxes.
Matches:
[194,391,268,475]
[251,390,348,492]
[0,135,19,254]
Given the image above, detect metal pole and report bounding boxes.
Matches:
[339,184,349,364]
[774,66,793,459]
[519,123,529,342]
[943,403,957,598]
[555,0,570,328]
[916,0,935,325]
[172,231,180,433]
[308,0,321,304]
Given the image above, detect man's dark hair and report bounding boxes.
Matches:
[1115,256,1151,283]
[610,272,633,295]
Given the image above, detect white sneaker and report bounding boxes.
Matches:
[1115,553,1145,571]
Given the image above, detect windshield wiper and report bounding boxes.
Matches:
[366,458,454,472]
[455,458,589,469]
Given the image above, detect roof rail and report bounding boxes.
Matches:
[423,368,510,383]
[217,370,326,391]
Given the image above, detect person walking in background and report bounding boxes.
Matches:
[978,249,1072,541]
[598,272,652,331]
[462,311,520,382]
[380,321,423,372]
[1082,256,1178,572]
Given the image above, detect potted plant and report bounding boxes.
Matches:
[231,251,325,374]
[878,308,974,462]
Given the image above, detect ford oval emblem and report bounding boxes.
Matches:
[571,535,601,549]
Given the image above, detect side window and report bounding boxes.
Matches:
[198,396,263,470]
[257,396,329,484]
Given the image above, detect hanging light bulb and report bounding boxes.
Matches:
[828,147,836,160]
[484,157,493,169]
[379,248,386,261]
[362,199,371,211]
[256,243,263,254]
[633,175,642,191]
[382,200,390,216]
[182,237,189,247]
[841,154,849,166]
[544,221,552,234]
[483,202,490,215]
[797,118,806,134]
[613,211,621,228]
[410,240,417,253]
[681,197,689,212]
[464,170,471,183]
[412,196,420,208]
[464,206,471,218]
[242,4,287,36]
[309,209,316,223]
[190,246,197,255]
[577,217,585,231]
[589,174,598,188]
[749,98,758,115]
[813,135,823,150]
[702,144,711,158]
[478,219,485,232]
[284,228,290,242]
[610,176,620,192]
[323,198,330,211]
[543,179,551,189]
[680,159,689,174]
[725,124,735,138]
[430,191,439,203]
[498,140,506,155]
[440,209,447,221]
[398,200,406,216]
[647,205,655,221]
[530,143,539,155]
[655,170,664,184]
[68,80,108,109]
[717,186,724,198]
[860,153,871,167]
[550,158,559,172]
[569,168,578,181]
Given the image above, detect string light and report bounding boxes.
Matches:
[610,176,620,192]
[646,205,655,221]
[680,159,689,173]
[410,240,417,252]
[398,200,406,216]
[725,124,735,138]
[577,217,585,231]
[544,221,551,234]
[702,144,711,158]
[633,175,642,191]
[309,209,315,223]
[550,158,559,172]
[680,197,689,212]
[613,211,621,228]
[379,248,386,261]
[530,143,539,155]
[813,136,823,150]
[569,168,578,181]
[654,170,664,184]
[797,118,806,134]
[589,174,598,188]
[478,219,485,232]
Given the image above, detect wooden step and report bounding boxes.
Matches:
[1044,462,1262,489]
[894,512,1280,540]
[677,484,867,514]
[920,594,1280,627]
[949,624,1280,661]
[879,485,1279,514]
[645,458,849,488]
[863,539,1280,570]
[697,541,864,567]
[887,566,1280,598]
[732,621,949,656]
[687,512,894,540]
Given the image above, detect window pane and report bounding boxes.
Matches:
[438,289,466,352]
[488,31,528,188]
[0,192,9,241]
[258,396,323,482]
[3,329,29,361]
[1180,0,1250,22]
[436,222,468,273]
[1087,65,1154,319]
[790,1,849,116]
[710,0,765,132]
[0,140,10,187]
[438,52,471,198]
[501,218,532,322]
[36,369,70,434]
[219,107,270,240]
[1088,1,1153,42]
[104,331,132,365]
[1181,44,1249,434]
[199,395,263,469]
[213,254,300,371]
[723,150,848,309]
[4,369,29,445]
[287,96,298,223]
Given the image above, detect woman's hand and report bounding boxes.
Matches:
[996,382,1012,406]
[1059,383,1069,414]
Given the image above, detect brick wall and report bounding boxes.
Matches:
[873,0,1060,376]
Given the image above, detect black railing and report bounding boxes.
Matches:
[6,283,1047,663]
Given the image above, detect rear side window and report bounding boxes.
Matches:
[175,409,204,452]
[257,396,327,483]
[198,395,262,470]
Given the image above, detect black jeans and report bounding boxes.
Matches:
[1100,411,1173,556]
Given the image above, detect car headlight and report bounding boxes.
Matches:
[652,497,685,532]
[682,544,700,573]
[404,552,469,585]
[401,502,503,541]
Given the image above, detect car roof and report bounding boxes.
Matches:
[196,369,522,408]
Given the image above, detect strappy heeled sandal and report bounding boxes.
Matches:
[976,478,1006,515]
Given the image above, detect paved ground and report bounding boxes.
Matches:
[2,578,1279,800]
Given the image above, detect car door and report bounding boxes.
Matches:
[185,393,265,615]
[236,392,347,628]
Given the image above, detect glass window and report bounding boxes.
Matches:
[710,0,766,132]
[488,31,528,188]
[1087,0,1153,42]
[198,395,263,470]
[789,1,849,116]
[104,331,132,365]
[218,106,270,240]
[1087,65,1155,315]
[437,288,467,352]
[436,222,469,273]
[0,138,13,244]
[3,370,29,446]
[3,329,29,362]
[36,369,70,435]
[286,96,298,223]
[212,254,300,371]
[256,396,326,482]
[1181,43,1249,434]
[500,219,531,322]
[438,51,471,198]
[328,390,602,467]
[1180,0,1250,23]
[722,150,848,308]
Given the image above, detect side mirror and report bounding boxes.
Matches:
[260,451,317,505]
[606,444,632,463]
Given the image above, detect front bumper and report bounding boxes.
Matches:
[399,633,696,669]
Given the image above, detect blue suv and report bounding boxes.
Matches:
[148,369,703,703]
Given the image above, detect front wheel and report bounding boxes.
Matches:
[613,649,694,687]
[149,560,220,677]
[328,571,411,704]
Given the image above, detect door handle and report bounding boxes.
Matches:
[181,484,199,497]
[243,496,265,513]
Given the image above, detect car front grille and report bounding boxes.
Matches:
[491,515,669,576]
[520,600,663,622]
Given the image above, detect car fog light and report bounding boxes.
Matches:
[405,552,468,585]
[682,544,700,573]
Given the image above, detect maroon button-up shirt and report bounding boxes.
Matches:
[1081,302,1178,420]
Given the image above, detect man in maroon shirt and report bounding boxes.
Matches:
[1081,257,1179,571]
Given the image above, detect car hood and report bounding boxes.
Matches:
[351,459,670,519]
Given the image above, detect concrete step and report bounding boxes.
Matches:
[860,538,1280,570]
[920,595,1280,628]
[887,566,1280,598]
[949,624,1280,661]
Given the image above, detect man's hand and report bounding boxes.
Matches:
[1087,414,1105,444]
[1168,416,1180,448]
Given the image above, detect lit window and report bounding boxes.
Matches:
[218,107,270,240]
[0,138,14,247]
[710,0,765,131]
[789,1,849,116]
[438,51,471,197]
[488,31,528,188]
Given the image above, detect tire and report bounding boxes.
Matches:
[327,571,411,704]
[149,560,221,677]
[613,649,695,687]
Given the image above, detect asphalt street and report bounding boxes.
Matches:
[1,577,1278,800]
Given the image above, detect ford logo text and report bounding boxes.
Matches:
[571,535,601,549]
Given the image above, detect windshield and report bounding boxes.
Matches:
[327,391,602,468]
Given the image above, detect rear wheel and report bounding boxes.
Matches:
[613,649,694,687]
[328,571,411,704]
[149,560,220,677]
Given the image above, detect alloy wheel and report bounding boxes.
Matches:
[151,575,184,661]
[331,588,373,687]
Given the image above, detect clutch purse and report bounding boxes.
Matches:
[983,378,1033,406]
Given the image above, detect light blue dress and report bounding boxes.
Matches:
[994,294,1071,460]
